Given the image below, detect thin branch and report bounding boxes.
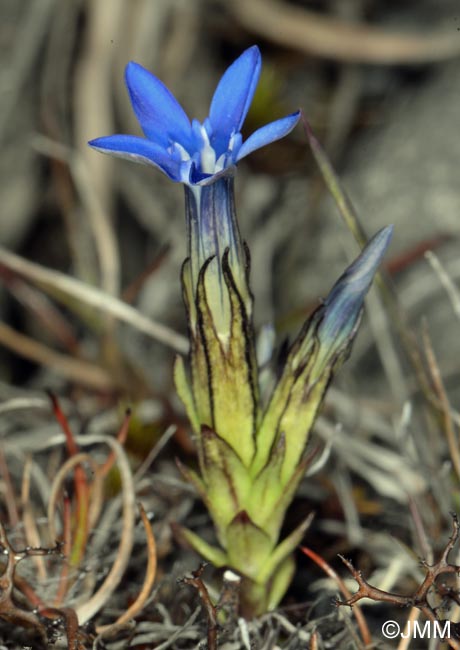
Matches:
[180,564,218,650]
[337,516,460,649]
[300,546,372,647]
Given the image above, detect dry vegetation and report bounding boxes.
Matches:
[1,0,460,648]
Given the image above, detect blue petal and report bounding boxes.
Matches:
[125,62,192,150]
[236,111,301,161]
[208,46,261,157]
[319,226,394,347]
[88,135,181,181]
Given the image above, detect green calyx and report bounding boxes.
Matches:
[175,214,392,615]
[174,250,346,614]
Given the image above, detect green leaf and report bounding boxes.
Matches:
[264,457,310,539]
[176,458,208,505]
[266,555,296,611]
[247,434,286,534]
[225,511,273,581]
[174,524,228,567]
[195,257,257,466]
[200,426,252,534]
[174,355,199,433]
[257,513,314,585]
[250,338,318,477]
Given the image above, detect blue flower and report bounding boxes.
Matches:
[88,46,300,185]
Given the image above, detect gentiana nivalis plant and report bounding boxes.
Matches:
[89,45,393,616]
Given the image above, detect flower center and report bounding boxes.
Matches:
[172,123,242,182]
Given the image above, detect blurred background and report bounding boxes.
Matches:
[2,0,460,646]
[1,0,460,402]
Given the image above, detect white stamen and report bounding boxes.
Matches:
[171,141,191,162]
[228,131,237,152]
[199,125,217,174]
[215,153,226,172]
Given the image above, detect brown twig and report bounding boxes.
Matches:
[0,520,60,645]
[180,564,218,650]
[300,546,372,647]
[39,606,81,650]
[337,516,460,649]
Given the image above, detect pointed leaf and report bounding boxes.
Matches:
[174,355,200,432]
[226,511,273,581]
[257,513,314,585]
[173,524,227,567]
[175,459,208,504]
[249,434,286,532]
[199,426,252,535]
[195,258,257,466]
[265,456,310,538]
[266,555,296,611]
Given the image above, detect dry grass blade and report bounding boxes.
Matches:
[425,251,460,321]
[0,447,19,527]
[27,432,137,625]
[421,323,460,483]
[397,607,421,650]
[33,134,121,298]
[47,452,101,543]
[147,606,202,650]
[50,394,91,567]
[301,116,366,247]
[0,273,80,353]
[0,246,188,354]
[69,434,135,625]
[0,396,50,416]
[96,503,157,633]
[134,424,177,481]
[301,115,441,406]
[21,456,47,581]
[231,0,460,64]
[98,408,132,478]
[0,321,115,390]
